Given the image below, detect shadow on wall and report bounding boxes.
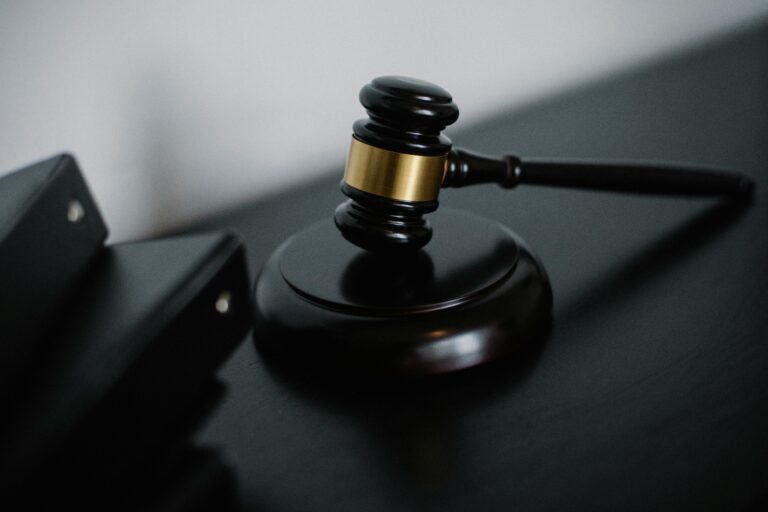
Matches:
[133,67,299,236]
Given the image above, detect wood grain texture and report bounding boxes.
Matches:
[184,23,768,511]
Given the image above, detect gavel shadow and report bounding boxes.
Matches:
[555,197,751,326]
[254,197,750,498]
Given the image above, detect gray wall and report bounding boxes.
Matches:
[2,0,767,240]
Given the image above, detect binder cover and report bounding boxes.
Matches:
[0,154,107,395]
[0,232,251,506]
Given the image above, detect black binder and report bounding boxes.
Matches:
[0,154,107,397]
[0,232,251,508]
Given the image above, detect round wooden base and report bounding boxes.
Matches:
[252,209,552,376]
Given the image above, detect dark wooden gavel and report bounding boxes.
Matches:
[334,76,754,253]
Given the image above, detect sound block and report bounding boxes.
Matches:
[253,208,553,375]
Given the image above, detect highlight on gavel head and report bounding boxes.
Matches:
[334,76,459,253]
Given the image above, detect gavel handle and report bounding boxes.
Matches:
[443,148,755,198]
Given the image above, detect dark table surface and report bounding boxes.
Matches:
[183,22,768,511]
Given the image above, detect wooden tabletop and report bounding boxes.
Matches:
[184,22,768,511]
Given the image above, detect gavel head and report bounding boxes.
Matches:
[334,76,459,253]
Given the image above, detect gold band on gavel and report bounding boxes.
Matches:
[342,137,447,202]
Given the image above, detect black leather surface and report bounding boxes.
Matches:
[185,23,768,511]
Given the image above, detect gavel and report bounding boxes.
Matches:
[251,75,755,376]
[334,76,754,253]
